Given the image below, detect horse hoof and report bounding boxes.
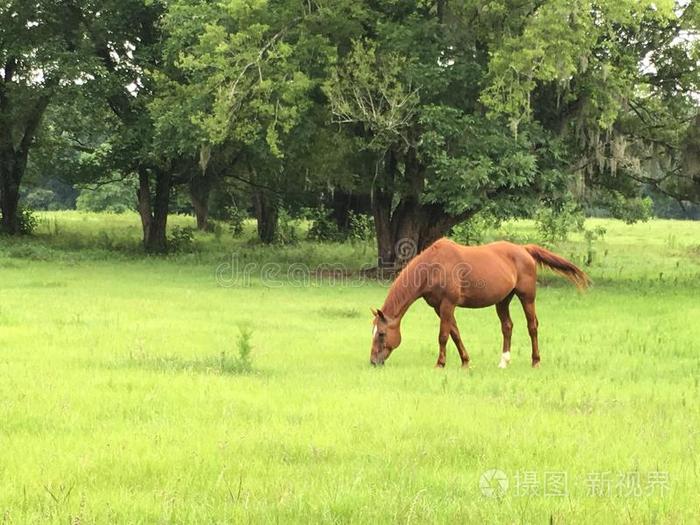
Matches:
[532,361,541,369]
[498,351,511,369]
[434,363,445,369]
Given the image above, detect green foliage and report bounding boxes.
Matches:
[324,40,419,152]
[168,226,196,253]
[76,180,136,214]
[451,215,498,246]
[22,189,57,211]
[16,207,39,235]
[347,211,374,242]
[306,207,374,243]
[226,205,247,238]
[602,195,654,224]
[583,225,608,266]
[234,325,254,373]
[306,205,342,242]
[275,209,299,245]
[535,202,585,243]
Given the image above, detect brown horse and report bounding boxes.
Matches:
[370,239,589,368]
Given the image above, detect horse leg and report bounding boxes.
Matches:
[518,295,540,367]
[449,321,470,368]
[496,294,514,368]
[435,303,456,368]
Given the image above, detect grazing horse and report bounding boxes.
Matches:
[370,239,589,368]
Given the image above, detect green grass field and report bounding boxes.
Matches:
[1,212,699,523]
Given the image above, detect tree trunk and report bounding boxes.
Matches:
[137,168,171,253]
[137,170,152,246]
[147,169,171,253]
[252,190,278,244]
[371,146,473,271]
[0,150,26,235]
[373,198,468,272]
[189,175,212,231]
[0,175,20,235]
[372,188,395,270]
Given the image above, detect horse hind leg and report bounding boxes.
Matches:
[517,294,540,368]
[496,293,514,368]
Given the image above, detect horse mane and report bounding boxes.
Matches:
[381,249,431,317]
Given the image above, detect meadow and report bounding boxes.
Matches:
[1,212,699,524]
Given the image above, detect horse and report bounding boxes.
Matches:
[370,238,590,368]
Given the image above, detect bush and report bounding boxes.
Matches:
[451,215,494,245]
[535,202,584,243]
[17,207,39,235]
[306,205,341,242]
[225,205,246,237]
[583,225,607,266]
[234,326,253,372]
[276,209,299,245]
[347,211,374,242]
[168,226,196,253]
[76,180,136,214]
[306,206,374,243]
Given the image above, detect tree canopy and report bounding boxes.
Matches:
[1,0,698,259]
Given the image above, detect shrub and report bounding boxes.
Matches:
[347,211,374,242]
[583,225,607,266]
[225,205,246,237]
[534,202,584,243]
[451,215,494,245]
[17,207,39,235]
[276,209,299,245]
[306,205,341,242]
[234,326,253,372]
[168,226,196,253]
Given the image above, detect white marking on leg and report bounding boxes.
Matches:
[498,351,511,369]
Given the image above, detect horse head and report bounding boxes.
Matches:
[370,308,401,366]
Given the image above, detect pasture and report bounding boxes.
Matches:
[1,213,699,523]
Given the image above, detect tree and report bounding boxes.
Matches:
[0,1,94,233]
[482,0,699,217]
[78,0,177,252]
[153,0,343,243]
[322,4,561,267]
[323,0,698,268]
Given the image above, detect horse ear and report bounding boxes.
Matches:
[376,309,387,322]
[370,307,378,317]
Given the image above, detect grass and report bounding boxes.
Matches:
[0,212,699,523]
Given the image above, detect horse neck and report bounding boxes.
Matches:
[381,261,425,321]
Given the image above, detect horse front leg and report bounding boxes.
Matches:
[436,317,450,367]
[449,322,470,368]
[435,302,457,368]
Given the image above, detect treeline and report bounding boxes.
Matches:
[1,0,698,264]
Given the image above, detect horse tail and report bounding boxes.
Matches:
[524,244,591,290]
